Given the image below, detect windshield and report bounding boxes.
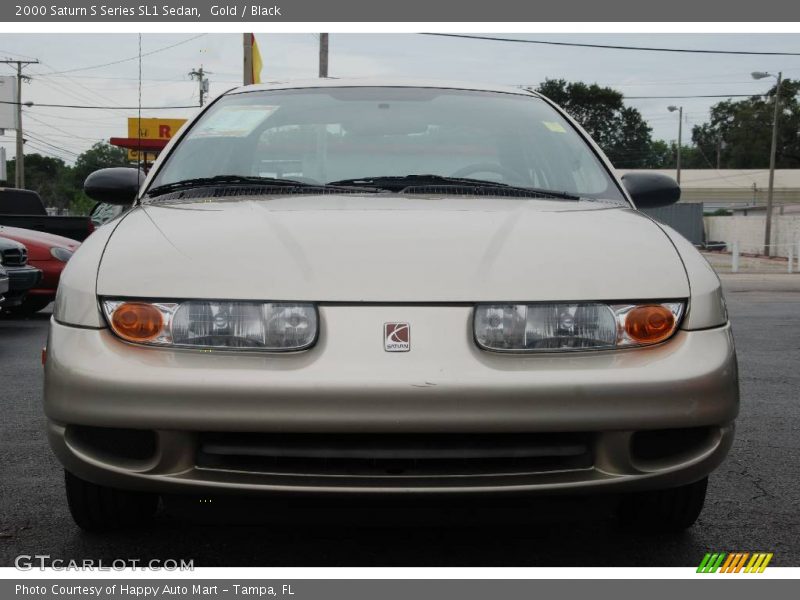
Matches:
[148,87,625,201]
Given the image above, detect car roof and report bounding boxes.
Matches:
[225,78,541,98]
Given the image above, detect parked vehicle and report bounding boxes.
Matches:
[89,202,127,227]
[0,263,8,306]
[0,226,80,314]
[45,80,738,532]
[0,237,42,309]
[0,187,94,242]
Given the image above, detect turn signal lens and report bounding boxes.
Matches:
[110,302,164,342]
[624,305,676,344]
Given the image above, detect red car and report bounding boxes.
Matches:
[0,225,80,313]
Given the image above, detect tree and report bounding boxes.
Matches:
[536,79,661,168]
[691,79,800,169]
[3,142,130,214]
[71,142,129,190]
[69,142,130,215]
[3,154,75,211]
[650,141,712,170]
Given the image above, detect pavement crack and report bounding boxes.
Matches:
[733,460,773,501]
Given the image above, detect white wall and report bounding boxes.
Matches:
[705,215,800,257]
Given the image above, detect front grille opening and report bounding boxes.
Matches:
[196,433,594,478]
[67,425,157,463]
[1,247,27,266]
[631,427,713,464]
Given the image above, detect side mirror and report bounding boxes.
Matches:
[84,167,144,205]
[620,172,681,209]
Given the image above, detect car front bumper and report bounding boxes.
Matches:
[3,265,42,306]
[26,258,62,298]
[44,305,739,495]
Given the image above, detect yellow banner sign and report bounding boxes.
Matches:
[127,117,187,161]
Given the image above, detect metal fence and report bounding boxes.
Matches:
[703,241,800,274]
[642,204,705,245]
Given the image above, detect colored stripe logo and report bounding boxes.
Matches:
[697,552,773,573]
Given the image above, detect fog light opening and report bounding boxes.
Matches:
[630,427,716,469]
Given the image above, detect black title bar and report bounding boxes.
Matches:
[3,0,800,22]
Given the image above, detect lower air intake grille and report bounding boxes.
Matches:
[196,432,593,478]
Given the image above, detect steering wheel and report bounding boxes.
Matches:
[450,163,525,183]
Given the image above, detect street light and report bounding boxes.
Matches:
[668,105,683,184]
[751,70,783,257]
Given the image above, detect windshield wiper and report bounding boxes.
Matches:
[326,174,582,200]
[146,175,378,198]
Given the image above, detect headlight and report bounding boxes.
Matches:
[474,302,684,352]
[102,299,318,351]
[50,247,74,262]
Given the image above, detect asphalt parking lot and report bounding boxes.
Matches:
[1,274,798,567]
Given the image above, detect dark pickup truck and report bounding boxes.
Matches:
[0,187,94,242]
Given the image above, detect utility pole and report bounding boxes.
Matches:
[752,70,783,256]
[764,71,782,257]
[189,66,210,106]
[667,105,683,184]
[319,33,329,78]
[1,59,38,189]
[716,137,722,170]
[243,33,254,85]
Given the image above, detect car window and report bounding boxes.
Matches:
[149,87,624,200]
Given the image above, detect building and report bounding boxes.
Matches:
[616,169,800,211]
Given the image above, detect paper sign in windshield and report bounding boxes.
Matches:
[192,105,278,138]
[542,121,567,133]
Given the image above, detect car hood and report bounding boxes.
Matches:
[97,194,689,302]
[0,225,80,259]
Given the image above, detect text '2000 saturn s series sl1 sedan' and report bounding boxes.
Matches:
[44,80,738,532]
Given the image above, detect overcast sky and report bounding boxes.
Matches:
[1,32,799,167]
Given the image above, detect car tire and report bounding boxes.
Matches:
[64,470,159,531]
[617,477,708,532]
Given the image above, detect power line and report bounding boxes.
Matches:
[625,94,766,99]
[421,33,800,56]
[34,33,207,76]
[24,131,81,157]
[23,112,105,141]
[0,49,38,60]
[4,93,761,111]
[37,60,124,108]
[32,77,122,116]
[16,109,125,123]
[0,100,198,109]
[22,140,77,161]
[37,73,235,83]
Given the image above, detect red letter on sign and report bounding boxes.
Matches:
[159,125,171,138]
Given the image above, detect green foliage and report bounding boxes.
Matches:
[692,79,800,169]
[536,79,662,168]
[71,142,130,190]
[536,78,800,170]
[3,142,130,214]
[69,192,98,216]
[3,154,75,211]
